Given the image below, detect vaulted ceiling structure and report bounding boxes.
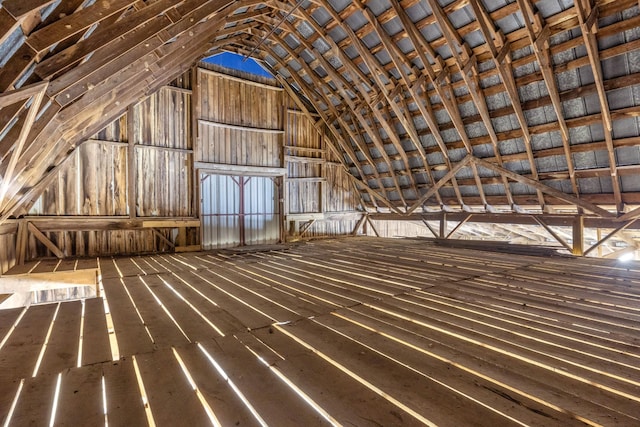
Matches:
[2,0,640,230]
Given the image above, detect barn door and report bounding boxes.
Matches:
[200,173,280,249]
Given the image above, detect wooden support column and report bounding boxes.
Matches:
[572,215,584,256]
[127,106,136,218]
[16,219,28,265]
[440,213,447,239]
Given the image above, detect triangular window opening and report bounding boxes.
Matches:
[202,52,274,79]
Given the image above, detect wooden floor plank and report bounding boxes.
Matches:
[111,258,145,278]
[9,373,57,426]
[0,307,23,345]
[345,304,640,425]
[159,272,247,335]
[99,258,121,279]
[38,300,82,376]
[235,262,355,308]
[30,259,61,274]
[246,261,380,305]
[55,364,104,426]
[173,343,260,427]
[0,304,58,382]
[101,277,154,357]
[212,265,329,319]
[135,348,211,426]
[0,378,21,426]
[180,270,274,330]
[122,276,190,348]
[82,297,112,366]
[251,324,430,426]
[197,336,332,426]
[1,237,639,426]
[54,259,78,272]
[315,311,589,426]
[140,274,226,342]
[102,358,148,426]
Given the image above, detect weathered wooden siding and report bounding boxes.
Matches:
[196,68,283,167]
[133,87,193,217]
[30,143,128,216]
[283,100,361,238]
[8,66,365,260]
[0,232,16,274]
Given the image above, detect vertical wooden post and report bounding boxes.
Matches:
[16,219,27,265]
[596,228,602,257]
[439,212,447,239]
[572,215,584,256]
[127,106,136,219]
[191,66,201,219]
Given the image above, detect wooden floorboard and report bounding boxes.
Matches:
[81,298,112,365]
[101,277,154,357]
[55,364,104,426]
[1,237,639,426]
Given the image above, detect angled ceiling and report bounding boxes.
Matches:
[2,0,640,223]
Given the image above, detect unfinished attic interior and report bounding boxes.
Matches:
[0,0,640,425]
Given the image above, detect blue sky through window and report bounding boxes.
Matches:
[203,52,274,78]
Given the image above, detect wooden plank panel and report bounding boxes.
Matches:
[343,304,640,425]
[250,326,426,427]
[9,373,57,426]
[0,303,57,381]
[30,259,61,274]
[179,270,273,330]
[101,277,154,357]
[102,359,147,426]
[136,348,210,425]
[38,300,82,375]
[122,276,190,348]
[212,265,330,318]
[258,319,522,426]
[198,336,330,426]
[112,257,145,277]
[81,297,112,366]
[202,267,300,323]
[173,343,259,427]
[0,307,23,344]
[99,258,121,279]
[151,272,244,335]
[139,274,224,342]
[55,364,103,426]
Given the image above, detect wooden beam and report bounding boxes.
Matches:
[515,0,581,205]
[574,0,623,213]
[425,0,517,209]
[352,214,368,236]
[472,157,615,218]
[0,81,49,108]
[532,216,573,252]
[572,215,585,256]
[583,219,638,256]
[27,222,64,258]
[152,228,175,249]
[406,155,473,215]
[198,118,285,134]
[0,81,48,211]
[195,162,287,176]
[467,0,546,209]
[446,214,473,239]
[366,215,380,237]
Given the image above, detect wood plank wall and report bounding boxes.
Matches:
[196,67,282,167]
[0,66,364,271]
